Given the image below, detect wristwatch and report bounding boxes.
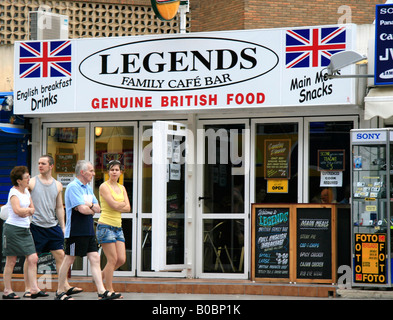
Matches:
[90,203,94,210]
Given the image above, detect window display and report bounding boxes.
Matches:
[351,129,392,287]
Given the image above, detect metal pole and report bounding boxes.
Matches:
[179,0,189,34]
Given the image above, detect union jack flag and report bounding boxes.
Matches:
[285,27,346,69]
[19,41,72,78]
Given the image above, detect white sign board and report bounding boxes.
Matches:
[320,171,343,187]
[14,25,357,115]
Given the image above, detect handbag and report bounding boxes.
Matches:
[0,204,9,220]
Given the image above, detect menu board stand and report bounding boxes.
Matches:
[294,204,337,284]
[251,204,292,282]
[251,203,337,284]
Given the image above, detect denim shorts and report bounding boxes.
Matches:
[96,224,125,244]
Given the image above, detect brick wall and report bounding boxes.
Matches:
[191,0,387,32]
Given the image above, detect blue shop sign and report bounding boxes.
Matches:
[375,4,393,85]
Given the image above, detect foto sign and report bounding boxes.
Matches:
[375,4,393,85]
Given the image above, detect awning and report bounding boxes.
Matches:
[0,126,29,136]
[364,87,393,120]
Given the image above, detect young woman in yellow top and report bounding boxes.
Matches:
[96,160,130,295]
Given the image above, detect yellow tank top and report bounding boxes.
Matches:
[99,182,124,227]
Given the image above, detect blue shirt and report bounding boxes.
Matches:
[64,177,98,238]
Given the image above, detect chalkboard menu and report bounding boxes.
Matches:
[252,205,290,280]
[55,153,77,173]
[296,207,332,281]
[318,149,345,171]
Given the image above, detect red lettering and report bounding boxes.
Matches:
[227,92,265,105]
[160,94,217,107]
[90,97,152,109]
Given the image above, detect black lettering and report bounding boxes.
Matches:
[216,49,238,70]
[121,53,141,73]
[100,54,119,74]
[143,52,165,73]
[240,47,257,69]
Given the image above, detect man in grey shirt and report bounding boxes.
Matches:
[23,155,82,298]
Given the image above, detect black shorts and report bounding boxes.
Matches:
[30,224,64,253]
[65,236,98,257]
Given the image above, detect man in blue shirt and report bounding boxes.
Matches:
[55,160,120,301]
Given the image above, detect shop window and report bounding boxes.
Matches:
[93,126,134,272]
[203,219,244,273]
[254,123,299,203]
[139,125,153,272]
[308,121,353,204]
[93,126,133,206]
[46,126,86,191]
[46,126,87,272]
[203,124,245,214]
[141,218,152,271]
[141,125,152,214]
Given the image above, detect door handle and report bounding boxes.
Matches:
[198,196,211,201]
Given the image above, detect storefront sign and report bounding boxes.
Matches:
[375,4,393,85]
[354,233,386,284]
[14,25,357,115]
[267,179,288,193]
[351,130,387,144]
[57,173,75,188]
[320,171,343,187]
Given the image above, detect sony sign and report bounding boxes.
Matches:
[351,131,387,143]
[375,3,393,85]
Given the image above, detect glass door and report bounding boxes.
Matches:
[137,121,187,277]
[251,118,303,205]
[196,119,250,279]
[151,121,187,272]
[304,116,358,203]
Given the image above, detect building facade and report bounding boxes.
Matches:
[2,0,392,281]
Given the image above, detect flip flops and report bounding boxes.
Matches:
[30,291,49,299]
[97,290,121,300]
[54,292,74,300]
[65,287,83,296]
[2,292,20,299]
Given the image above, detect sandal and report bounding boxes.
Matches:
[30,291,49,299]
[2,292,20,299]
[54,292,73,300]
[98,290,121,300]
[65,287,83,296]
[23,291,31,298]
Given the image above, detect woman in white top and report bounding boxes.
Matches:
[2,166,47,299]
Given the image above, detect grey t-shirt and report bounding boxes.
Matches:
[31,176,59,228]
